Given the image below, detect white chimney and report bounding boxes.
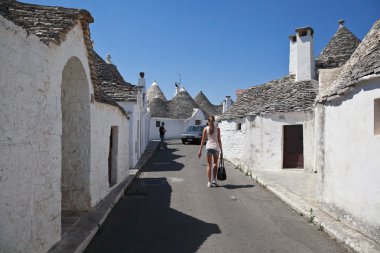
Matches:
[295,27,315,81]
[174,82,180,96]
[223,96,232,113]
[289,35,297,75]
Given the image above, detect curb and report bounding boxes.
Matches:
[49,141,160,253]
[251,172,380,253]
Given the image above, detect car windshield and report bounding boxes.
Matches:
[186,126,203,132]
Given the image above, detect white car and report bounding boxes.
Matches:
[181,125,206,144]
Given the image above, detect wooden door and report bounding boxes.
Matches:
[108,128,113,186]
[283,125,304,168]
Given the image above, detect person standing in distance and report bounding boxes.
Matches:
[198,116,223,187]
[159,122,166,149]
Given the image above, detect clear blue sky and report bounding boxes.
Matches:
[23,0,379,104]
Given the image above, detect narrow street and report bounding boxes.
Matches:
[85,140,346,253]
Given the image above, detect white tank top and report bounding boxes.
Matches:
[205,124,220,151]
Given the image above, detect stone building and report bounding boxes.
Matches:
[194,91,223,118]
[219,26,322,171]
[148,84,205,139]
[315,19,380,242]
[219,19,380,242]
[0,1,130,252]
[147,82,222,139]
[219,22,360,172]
[219,74,318,171]
[94,51,150,168]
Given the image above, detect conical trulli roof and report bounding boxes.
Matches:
[149,97,169,118]
[167,89,202,119]
[147,81,167,103]
[318,18,380,102]
[316,21,361,69]
[194,91,222,117]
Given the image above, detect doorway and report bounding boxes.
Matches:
[61,57,91,211]
[283,125,304,168]
[108,126,118,187]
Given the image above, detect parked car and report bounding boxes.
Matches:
[181,125,206,144]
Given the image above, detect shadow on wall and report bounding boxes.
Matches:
[85,178,221,253]
[326,79,380,107]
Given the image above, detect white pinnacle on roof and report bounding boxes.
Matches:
[147,80,167,102]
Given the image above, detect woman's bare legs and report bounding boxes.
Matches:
[206,154,213,183]
[212,154,219,181]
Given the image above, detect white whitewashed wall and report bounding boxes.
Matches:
[149,118,184,140]
[218,118,246,165]
[0,18,96,253]
[317,77,380,241]
[219,111,315,172]
[120,102,138,167]
[90,103,129,206]
[149,109,206,140]
[118,98,150,168]
[184,109,206,130]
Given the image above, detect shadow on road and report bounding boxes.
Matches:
[144,147,185,172]
[221,184,255,189]
[85,177,221,253]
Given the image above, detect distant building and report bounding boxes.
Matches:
[147,83,222,139]
[93,51,150,168]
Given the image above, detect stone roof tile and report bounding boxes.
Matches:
[93,51,139,102]
[194,91,222,117]
[0,1,128,115]
[167,89,203,119]
[148,89,208,119]
[318,19,380,102]
[316,23,361,69]
[0,1,93,45]
[149,97,169,118]
[147,82,167,102]
[220,75,318,120]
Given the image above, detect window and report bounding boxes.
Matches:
[375,98,380,135]
[236,123,242,131]
[195,120,201,125]
[156,121,160,127]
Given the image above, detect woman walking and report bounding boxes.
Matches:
[198,116,223,187]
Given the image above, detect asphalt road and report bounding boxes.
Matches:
[85,140,346,253]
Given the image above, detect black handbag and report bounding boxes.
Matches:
[217,153,227,181]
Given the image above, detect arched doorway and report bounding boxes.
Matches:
[61,57,91,213]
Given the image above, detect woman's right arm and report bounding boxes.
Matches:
[217,128,223,153]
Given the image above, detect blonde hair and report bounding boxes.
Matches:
[208,115,215,134]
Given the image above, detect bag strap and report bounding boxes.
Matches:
[219,152,224,167]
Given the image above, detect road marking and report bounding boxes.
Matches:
[168,177,184,183]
